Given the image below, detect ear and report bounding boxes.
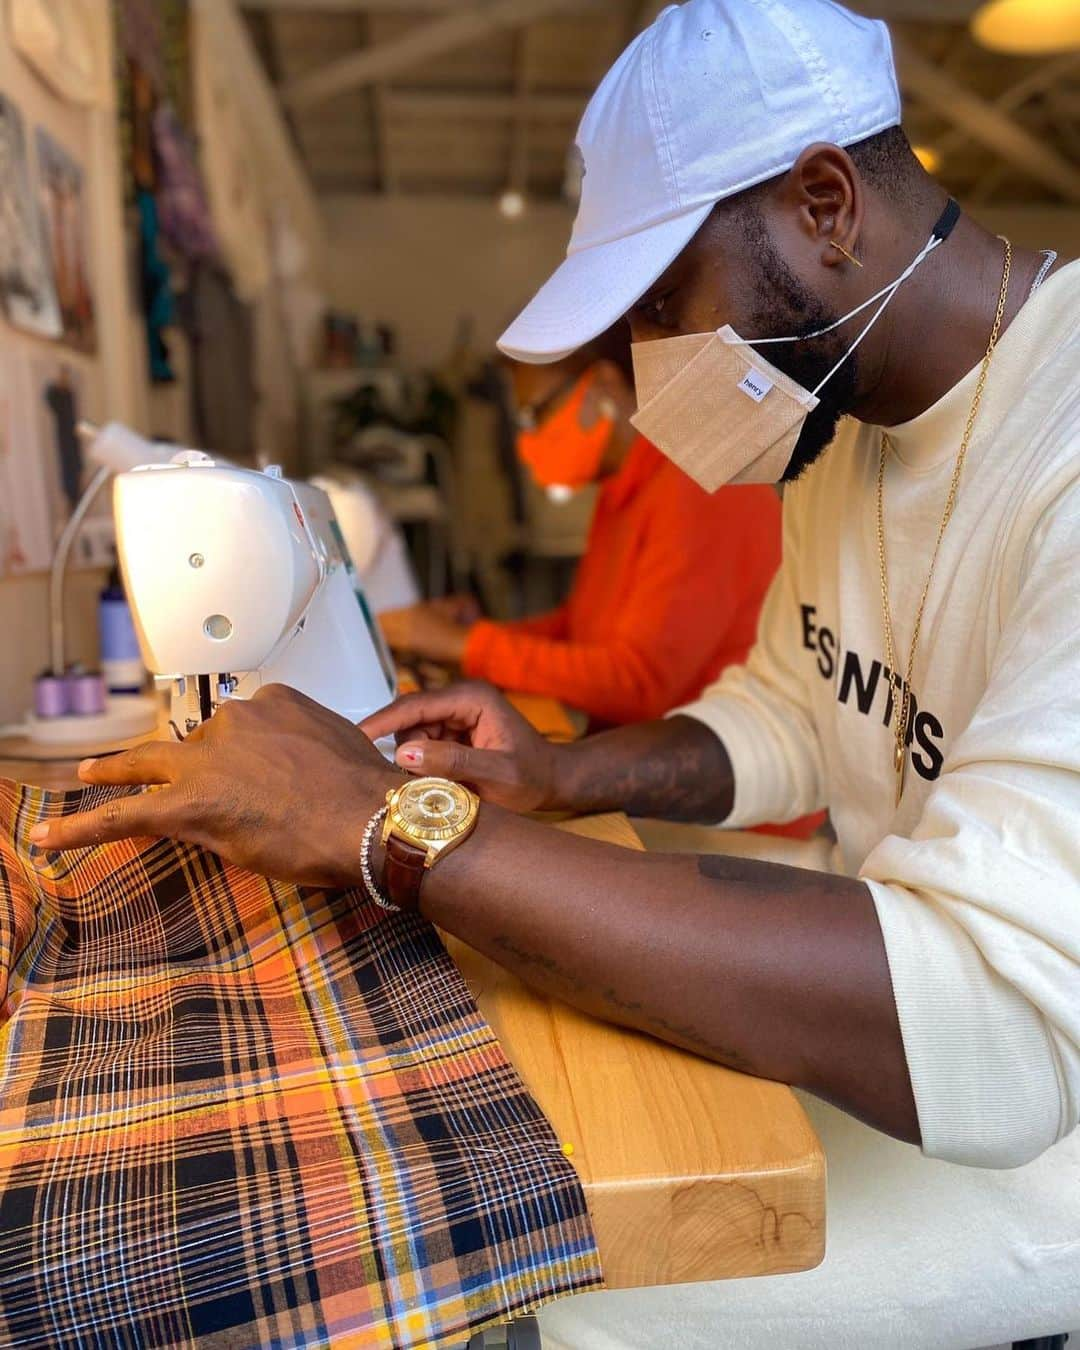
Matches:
[782,142,865,270]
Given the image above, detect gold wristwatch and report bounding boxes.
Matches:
[381,776,480,911]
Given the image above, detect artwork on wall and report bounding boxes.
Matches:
[35,127,96,352]
[40,360,83,521]
[31,356,112,568]
[0,93,61,340]
[0,355,112,577]
[8,0,106,107]
[0,353,52,577]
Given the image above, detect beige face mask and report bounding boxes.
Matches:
[631,327,817,490]
[628,208,957,491]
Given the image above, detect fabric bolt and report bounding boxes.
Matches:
[136,189,176,384]
[152,103,218,262]
[42,376,82,511]
[180,262,256,463]
[0,779,601,1349]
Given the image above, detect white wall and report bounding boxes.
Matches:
[0,3,135,727]
[323,194,1079,372]
[324,194,574,369]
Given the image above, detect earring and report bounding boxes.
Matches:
[829,239,864,268]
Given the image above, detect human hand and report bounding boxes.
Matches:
[28,685,399,886]
[359,681,559,813]
[379,602,472,664]
[428,593,483,625]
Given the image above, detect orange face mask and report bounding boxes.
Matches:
[516,370,615,491]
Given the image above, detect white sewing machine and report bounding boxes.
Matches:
[103,428,397,736]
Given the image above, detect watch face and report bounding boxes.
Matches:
[393,778,474,841]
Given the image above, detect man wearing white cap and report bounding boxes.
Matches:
[43,0,1080,1344]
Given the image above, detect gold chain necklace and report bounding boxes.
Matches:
[876,237,1012,806]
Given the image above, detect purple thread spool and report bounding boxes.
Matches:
[67,671,106,716]
[34,673,69,719]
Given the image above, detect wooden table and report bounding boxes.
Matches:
[447,811,825,1290]
[0,693,825,1288]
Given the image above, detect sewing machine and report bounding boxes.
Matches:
[104,429,397,735]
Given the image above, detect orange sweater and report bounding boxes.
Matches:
[464,436,782,726]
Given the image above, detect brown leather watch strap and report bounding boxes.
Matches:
[382,834,428,913]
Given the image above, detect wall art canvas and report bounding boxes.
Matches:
[35,126,96,352]
[0,95,61,339]
[0,352,52,576]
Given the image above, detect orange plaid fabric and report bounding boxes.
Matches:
[0,780,601,1348]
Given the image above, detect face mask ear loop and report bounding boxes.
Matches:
[732,231,943,350]
[809,234,943,396]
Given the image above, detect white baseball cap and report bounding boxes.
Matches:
[498,0,901,363]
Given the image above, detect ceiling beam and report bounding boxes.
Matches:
[934,50,1080,162]
[279,0,605,109]
[1049,89,1080,119]
[893,37,1080,204]
[384,89,586,121]
[371,85,398,193]
[1046,90,1080,162]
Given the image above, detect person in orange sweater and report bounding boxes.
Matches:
[380,326,785,730]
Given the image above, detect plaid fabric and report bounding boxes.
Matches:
[0,780,601,1348]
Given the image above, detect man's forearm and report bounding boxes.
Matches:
[549,714,735,821]
[417,807,920,1146]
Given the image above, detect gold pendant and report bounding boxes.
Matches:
[894,740,906,806]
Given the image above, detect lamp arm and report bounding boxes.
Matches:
[48,463,112,676]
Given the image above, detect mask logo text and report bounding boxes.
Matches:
[737,370,773,403]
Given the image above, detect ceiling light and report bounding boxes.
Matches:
[498,189,526,219]
[913,144,942,174]
[971,0,1080,53]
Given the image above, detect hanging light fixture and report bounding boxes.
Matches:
[971,0,1080,54]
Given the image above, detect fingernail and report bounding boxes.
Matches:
[77,758,97,776]
[398,745,423,767]
[28,824,48,842]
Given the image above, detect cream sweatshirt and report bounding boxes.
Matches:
[675,259,1080,1169]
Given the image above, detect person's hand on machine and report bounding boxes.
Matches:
[359,682,560,813]
[428,593,483,625]
[379,599,476,664]
[28,685,399,885]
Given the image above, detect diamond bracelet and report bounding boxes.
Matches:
[360,806,399,913]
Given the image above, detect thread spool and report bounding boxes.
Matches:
[34,673,69,719]
[66,671,106,716]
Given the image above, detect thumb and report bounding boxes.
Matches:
[396,739,520,792]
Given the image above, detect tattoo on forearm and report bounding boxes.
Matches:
[562,717,734,822]
[491,935,587,995]
[490,935,754,1074]
[597,984,754,1071]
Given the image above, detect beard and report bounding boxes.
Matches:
[740,224,860,482]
